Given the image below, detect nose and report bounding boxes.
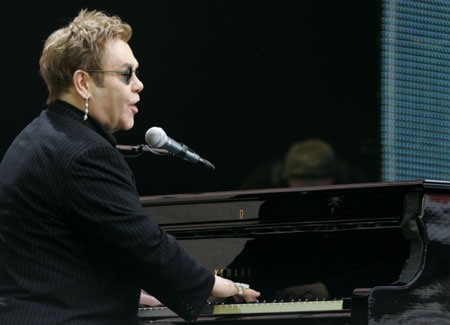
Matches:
[132,74,144,93]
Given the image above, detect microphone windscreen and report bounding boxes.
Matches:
[145,127,167,148]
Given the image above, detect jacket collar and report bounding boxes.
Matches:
[47,100,117,146]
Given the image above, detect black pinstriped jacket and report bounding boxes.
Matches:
[0,100,214,324]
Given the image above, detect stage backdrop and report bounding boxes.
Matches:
[1,1,381,195]
[381,0,450,182]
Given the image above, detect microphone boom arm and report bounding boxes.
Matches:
[116,144,169,156]
[116,144,215,170]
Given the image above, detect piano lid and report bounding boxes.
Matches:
[140,180,450,233]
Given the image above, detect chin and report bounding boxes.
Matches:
[118,119,135,131]
[123,123,135,131]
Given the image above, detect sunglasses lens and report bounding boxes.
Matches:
[125,67,132,84]
[123,67,139,84]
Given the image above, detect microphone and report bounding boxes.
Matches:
[145,127,215,170]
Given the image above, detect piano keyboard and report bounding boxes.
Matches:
[139,299,344,319]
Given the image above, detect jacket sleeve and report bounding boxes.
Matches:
[63,144,215,320]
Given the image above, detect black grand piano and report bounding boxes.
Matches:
[138,180,450,324]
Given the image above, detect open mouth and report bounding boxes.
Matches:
[130,104,138,114]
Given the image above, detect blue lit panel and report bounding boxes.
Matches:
[381,0,450,181]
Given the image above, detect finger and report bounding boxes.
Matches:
[243,295,259,303]
[243,288,261,297]
[232,287,261,303]
[140,293,163,306]
[233,295,244,303]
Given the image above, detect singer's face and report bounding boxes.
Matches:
[88,39,144,133]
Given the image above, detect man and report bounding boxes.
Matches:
[241,139,338,190]
[0,9,259,324]
[282,139,337,187]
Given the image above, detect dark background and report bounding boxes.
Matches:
[1,1,381,196]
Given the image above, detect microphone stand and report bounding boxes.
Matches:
[116,144,169,157]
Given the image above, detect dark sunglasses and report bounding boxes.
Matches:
[87,66,139,84]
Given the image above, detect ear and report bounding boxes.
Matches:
[72,70,91,99]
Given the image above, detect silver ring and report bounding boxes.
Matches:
[235,282,250,295]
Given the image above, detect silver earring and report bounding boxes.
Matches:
[83,97,89,120]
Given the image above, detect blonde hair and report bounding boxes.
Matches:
[39,9,132,103]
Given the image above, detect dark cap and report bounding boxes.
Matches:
[283,139,336,179]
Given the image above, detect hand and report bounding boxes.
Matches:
[210,275,260,303]
[140,290,163,306]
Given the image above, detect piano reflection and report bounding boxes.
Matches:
[139,180,450,324]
